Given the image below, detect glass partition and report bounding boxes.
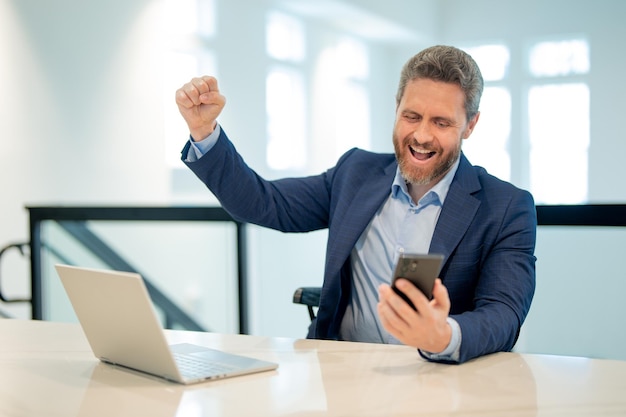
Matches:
[27,207,247,334]
[516,225,626,361]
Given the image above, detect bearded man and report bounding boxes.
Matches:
[176,45,537,364]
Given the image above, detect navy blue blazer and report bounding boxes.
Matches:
[183,128,537,363]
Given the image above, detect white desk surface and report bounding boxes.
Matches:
[1,319,625,416]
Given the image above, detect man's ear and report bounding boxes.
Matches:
[462,112,480,139]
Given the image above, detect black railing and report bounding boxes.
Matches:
[9,204,626,334]
[536,204,626,226]
[26,206,249,333]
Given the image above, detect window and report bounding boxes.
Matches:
[314,37,370,167]
[529,39,589,77]
[331,38,370,155]
[466,44,510,82]
[461,45,511,181]
[162,0,217,168]
[266,12,305,62]
[462,39,590,204]
[527,38,590,204]
[266,68,307,170]
[463,86,511,181]
[265,11,372,172]
[265,12,307,170]
[164,53,197,168]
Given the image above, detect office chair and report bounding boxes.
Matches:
[292,286,321,321]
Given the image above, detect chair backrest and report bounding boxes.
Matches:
[292,287,321,321]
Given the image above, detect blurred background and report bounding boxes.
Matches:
[1,0,625,360]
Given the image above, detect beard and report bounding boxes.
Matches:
[393,132,461,186]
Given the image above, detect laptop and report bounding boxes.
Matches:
[55,264,278,384]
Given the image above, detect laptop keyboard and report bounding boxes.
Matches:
[173,353,240,379]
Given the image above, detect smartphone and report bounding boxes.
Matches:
[392,253,444,309]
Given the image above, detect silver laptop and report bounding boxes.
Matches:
[55,264,278,384]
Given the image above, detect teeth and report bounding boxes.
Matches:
[410,145,430,154]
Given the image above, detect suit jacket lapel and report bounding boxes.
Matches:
[325,158,397,273]
[429,154,481,266]
[317,155,396,335]
[326,153,481,270]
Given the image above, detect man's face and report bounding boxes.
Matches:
[393,78,479,187]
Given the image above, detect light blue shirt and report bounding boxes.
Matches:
[338,161,461,362]
[185,125,221,160]
[185,127,461,361]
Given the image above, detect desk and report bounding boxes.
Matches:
[1,319,625,416]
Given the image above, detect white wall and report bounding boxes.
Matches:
[0,0,172,208]
[1,0,626,359]
[0,0,178,318]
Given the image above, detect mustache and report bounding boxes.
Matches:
[405,137,437,152]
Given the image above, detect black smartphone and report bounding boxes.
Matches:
[392,253,444,309]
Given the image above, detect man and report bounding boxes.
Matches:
[176,45,537,364]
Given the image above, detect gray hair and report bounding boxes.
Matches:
[396,45,484,120]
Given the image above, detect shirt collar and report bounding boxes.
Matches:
[391,157,460,206]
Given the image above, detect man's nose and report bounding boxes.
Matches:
[413,121,434,144]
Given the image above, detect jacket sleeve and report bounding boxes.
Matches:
[452,188,537,363]
[182,127,332,233]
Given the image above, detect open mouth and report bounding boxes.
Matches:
[409,144,436,161]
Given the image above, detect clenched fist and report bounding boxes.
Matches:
[175,76,226,142]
